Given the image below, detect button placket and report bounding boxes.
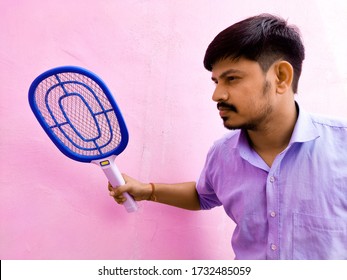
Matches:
[266,172,280,259]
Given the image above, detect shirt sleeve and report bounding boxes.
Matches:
[196,145,222,210]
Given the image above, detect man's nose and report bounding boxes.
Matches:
[212,84,228,102]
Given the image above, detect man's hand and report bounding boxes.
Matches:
[108,174,152,204]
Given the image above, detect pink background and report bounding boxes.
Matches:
[1,0,347,259]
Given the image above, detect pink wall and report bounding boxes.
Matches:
[1,0,346,259]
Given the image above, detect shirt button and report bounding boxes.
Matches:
[271,244,277,251]
[269,176,275,183]
[270,211,276,218]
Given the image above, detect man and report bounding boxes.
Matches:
[108,14,347,259]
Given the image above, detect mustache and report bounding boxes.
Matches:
[217,102,237,112]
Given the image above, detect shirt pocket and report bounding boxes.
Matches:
[293,213,347,259]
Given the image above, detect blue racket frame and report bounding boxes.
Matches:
[28,66,129,163]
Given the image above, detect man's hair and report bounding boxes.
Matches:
[203,14,305,93]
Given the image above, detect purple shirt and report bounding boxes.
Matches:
[196,104,347,259]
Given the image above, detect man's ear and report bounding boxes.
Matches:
[275,60,294,94]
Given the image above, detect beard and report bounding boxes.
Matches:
[218,80,273,131]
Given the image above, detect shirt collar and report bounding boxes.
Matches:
[288,102,320,144]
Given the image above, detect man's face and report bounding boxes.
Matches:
[211,57,276,131]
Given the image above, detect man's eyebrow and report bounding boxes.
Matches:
[211,68,245,81]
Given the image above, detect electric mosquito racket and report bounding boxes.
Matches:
[28,66,138,213]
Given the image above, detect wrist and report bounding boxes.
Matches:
[146,183,157,202]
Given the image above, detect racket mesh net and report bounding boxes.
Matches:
[33,72,122,157]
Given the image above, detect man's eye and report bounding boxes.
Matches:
[227,76,236,81]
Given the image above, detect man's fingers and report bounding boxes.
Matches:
[108,175,134,205]
[108,182,129,204]
[109,190,126,204]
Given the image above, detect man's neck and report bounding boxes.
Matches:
[247,101,298,167]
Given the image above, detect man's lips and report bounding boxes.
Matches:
[217,102,237,116]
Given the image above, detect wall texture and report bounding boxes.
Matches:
[1,0,346,259]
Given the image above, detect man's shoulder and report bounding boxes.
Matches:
[209,130,241,154]
[215,130,240,144]
[307,113,347,147]
[310,113,347,129]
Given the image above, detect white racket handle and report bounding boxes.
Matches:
[94,157,138,213]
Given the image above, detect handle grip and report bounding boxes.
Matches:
[95,157,138,213]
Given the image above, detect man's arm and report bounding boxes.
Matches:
[108,174,201,211]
